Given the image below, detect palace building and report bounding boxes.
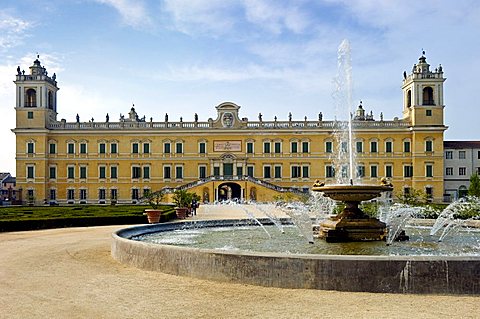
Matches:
[13,53,447,204]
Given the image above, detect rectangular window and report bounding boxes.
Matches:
[274,166,282,179]
[67,166,75,179]
[176,142,183,154]
[49,166,56,179]
[99,189,106,200]
[478,151,480,159]
[175,166,183,179]
[477,167,480,175]
[110,166,118,179]
[132,143,139,154]
[385,141,393,153]
[426,140,433,152]
[99,166,106,179]
[291,142,298,153]
[326,165,335,178]
[263,142,271,153]
[425,187,433,199]
[404,141,411,153]
[237,167,243,176]
[110,189,117,200]
[341,141,348,153]
[50,189,56,201]
[132,166,141,179]
[213,166,220,176]
[143,166,150,179]
[110,143,117,154]
[68,143,75,154]
[302,166,309,178]
[370,141,378,153]
[27,142,34,154]
[143,188,150,198]
[426,109,432,116]
[263,166,271,178]
[291,166,301,178]
[27,111,33,119]
[404,165,413,178]
[302,142,309,153]
[356,165,365,178]
[385,165,393,178]
[26,165,34,179]
[325,141,332,153]
[143,143,150,154]
[164,143,171,154]
[99,143,106,154]
[274,142,281,154]
[247,166,254,177]
[199,142,206,154]
[67,189,75,200]
[459,167,466,176]
[426,164,433,177]
[132,189,139,200]
[370,165,378,178]
[356,141,363,153]
[80,189,87,200]
[199,166,207,178]
[49,143,56,154]
[164,166,171,179]
[445,151,453,159]
[459,151,466,159]
[246,142,253,154]
[80,166,87,179]
[446,167,453,175]
[80,143,87,154]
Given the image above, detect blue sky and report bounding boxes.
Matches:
[1,0,480,174]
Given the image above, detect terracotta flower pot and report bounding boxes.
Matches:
[144,209,162,223]
[175,207,189,219]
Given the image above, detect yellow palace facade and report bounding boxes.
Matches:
[13,54,447,204]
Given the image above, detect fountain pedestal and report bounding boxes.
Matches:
[312,184,392,242]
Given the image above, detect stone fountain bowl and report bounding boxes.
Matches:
[312,184,393,202]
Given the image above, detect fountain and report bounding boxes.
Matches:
[111,41,480,294]
[312,39,392,242]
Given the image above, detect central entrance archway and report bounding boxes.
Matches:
[217,182,242,201]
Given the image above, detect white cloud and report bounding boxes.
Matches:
[243,0,310,34]
[161,0,238,36]
[0,11,31,50]
[95,0,152,28]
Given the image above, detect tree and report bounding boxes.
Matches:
[468,173,480,197]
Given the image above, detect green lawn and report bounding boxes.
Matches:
[0,204,176,232]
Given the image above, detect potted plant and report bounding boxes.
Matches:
[143,190,165,223]
[172,189,193,219]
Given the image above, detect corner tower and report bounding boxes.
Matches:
[402,52,445,126]
[14,56,59,129]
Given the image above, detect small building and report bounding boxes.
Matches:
[0,173,18,205]
[443,141,480,201]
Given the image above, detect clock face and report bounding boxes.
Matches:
[222,112,234,127]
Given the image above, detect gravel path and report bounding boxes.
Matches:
[0,205,478,318]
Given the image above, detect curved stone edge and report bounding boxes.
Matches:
[111,220,480,295]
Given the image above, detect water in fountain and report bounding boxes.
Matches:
[332,39,356,185]
[430,196,480,241]
[382,203,424,245]
[254,203,285,233]
[277,202,314,244]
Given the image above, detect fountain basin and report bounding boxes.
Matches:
[312,184,393,202]
[112,219,480,295]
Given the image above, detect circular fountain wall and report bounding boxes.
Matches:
[112,219,480,295]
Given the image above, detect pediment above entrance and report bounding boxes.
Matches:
[209,102,246,129]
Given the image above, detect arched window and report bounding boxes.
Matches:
[406,90,412,107]
[422,87,434,105]
[25,89,36,107]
